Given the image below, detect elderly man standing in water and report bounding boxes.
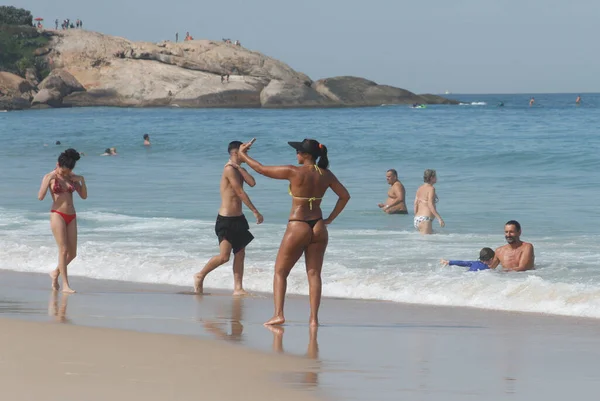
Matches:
[378,169,407,214]
[490,220,535,271]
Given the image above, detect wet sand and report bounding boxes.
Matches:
[1,270,600,401]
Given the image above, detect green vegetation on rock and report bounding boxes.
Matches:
[0,6,49,78]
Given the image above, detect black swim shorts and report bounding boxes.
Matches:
[215,214,254,254]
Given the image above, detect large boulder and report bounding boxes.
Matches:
[32,88,63,107]
[0,95,31,111]
[0,71,35,97]
[38,69,85,96]
[260,80,334,108]
[32,69,85,107]
[313,76,425,106]
[418,94,460,105]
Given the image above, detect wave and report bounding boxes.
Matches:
[2,209,600,319]
[459,102,488,106]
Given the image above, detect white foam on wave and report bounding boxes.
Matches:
[459,102,488,106]
[2,208,600,319]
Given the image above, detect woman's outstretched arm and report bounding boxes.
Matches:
[238,143,295,180]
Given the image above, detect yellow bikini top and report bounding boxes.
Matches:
[288,165,323,210]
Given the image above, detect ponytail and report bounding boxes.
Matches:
[317,143,329,169]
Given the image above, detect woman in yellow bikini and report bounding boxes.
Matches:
[238,138,350,327]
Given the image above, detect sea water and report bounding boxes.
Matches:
[1,93,599,318]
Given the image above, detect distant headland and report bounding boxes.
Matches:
[0,8,459,110]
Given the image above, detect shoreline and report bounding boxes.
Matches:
[2,269,600,400]
[3,268,599,323]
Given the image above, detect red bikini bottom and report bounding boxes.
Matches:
[51,210,77,225]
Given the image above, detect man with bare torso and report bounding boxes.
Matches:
[193,141,263,295]
[490,220,535,272]
[378,169,407,214]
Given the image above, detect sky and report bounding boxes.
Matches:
[13,0,600,94]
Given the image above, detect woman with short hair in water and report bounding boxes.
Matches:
[38,148,88,293]
[238,139,350,327]
[414,169,444,234]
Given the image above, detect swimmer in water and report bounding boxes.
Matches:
[378,169,407,214]
[143,133,151,146]
[576,95,581,105]
[101,147,117,156]
[489,220,535,272]
[441,247,495,271]
[529,97,535,107]
[37,148,88,293]
[498,101,504,107]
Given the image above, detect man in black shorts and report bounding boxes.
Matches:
[193,141,263,295]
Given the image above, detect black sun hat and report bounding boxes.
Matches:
[288,139,322,157]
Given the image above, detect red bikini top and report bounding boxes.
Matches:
[51,177,75,194]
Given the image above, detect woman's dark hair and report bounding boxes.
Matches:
[316,143,329,169]
[104,148,111,154]
[58,148,80,169]
[143,134,149,140]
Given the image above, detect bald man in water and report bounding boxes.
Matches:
[490,220,535,271]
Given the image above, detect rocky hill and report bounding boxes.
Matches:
[1,29,459,110]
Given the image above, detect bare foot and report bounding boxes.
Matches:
[233,289,248,296]
[264,315,285,326]
[193,273,204,294]
[61,287,76,294]
[49,270,60,291]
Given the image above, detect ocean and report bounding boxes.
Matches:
[1,93,599,318]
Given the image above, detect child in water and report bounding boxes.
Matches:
[441,247,495,271]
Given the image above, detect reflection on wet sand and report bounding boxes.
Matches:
[199,296,245,343]
[266,325,321,388]
[48,291,71,323]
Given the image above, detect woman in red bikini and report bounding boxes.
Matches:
[238,139,350,327]
[38,148,87,293]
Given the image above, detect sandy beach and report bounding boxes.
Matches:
[1,270,600,401]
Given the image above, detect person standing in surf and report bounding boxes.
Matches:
[414,169,444,234]
[238,138,350,327]
[378,169,407,214]
[193,141,263,295]
[38,148,87,293]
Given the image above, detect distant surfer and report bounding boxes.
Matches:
[193,141,263,295]
[529,97,535,107]
[576,95,581,105]
[378,169,407,214]
[489,220,535,272]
